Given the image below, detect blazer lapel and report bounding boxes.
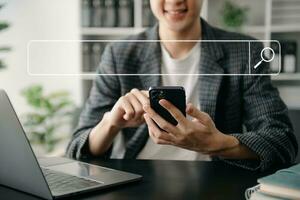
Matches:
[137,20,226,121]
[199,20,225,121]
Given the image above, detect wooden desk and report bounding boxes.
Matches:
[0,159,273,200]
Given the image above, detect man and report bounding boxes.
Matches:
[67,0,297,171]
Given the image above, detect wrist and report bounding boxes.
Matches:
[214,131,240,151]
[89,112,120,156]
[210,132,259,159]
[99,112,121,136]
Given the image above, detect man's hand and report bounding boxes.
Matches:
[143,99,258,159]
[107,88,149,129]
[89,88,149,156]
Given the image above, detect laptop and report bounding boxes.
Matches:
[0,90,142,200]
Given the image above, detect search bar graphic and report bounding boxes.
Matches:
[27,40,281,76]
[253,47,276,70]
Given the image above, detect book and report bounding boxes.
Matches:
[82,43,91,72]
[90,43,104,72]
[142,0,156,27]
[246,164,300,200]
[91,0,104,27]
[250,190,290,200]
[117,0,134,27]
[102,0,117,27]
[82,0,91,27]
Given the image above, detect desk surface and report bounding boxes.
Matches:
[0,159,272,200]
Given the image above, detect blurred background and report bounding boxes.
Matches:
[0,0,300,160]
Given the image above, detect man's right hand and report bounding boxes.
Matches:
[107,88,149,129]
[89,89,149,156]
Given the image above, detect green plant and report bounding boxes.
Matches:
[0,4,11,69]
[21,85,75,153]
[221,1,249,28]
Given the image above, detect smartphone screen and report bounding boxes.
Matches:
[149,86,186,126]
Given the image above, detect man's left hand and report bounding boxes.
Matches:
[143,99,239,155]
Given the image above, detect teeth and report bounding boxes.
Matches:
[167,10,185,14]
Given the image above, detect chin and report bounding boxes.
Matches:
[163,20,196,33]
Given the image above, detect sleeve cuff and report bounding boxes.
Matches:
[66,128,113,160]
[76,128,93,159]
[218,132,278,171]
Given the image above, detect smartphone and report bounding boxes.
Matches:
[149,86,186,126]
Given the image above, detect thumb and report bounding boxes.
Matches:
[186,103,212,127]
[186,103,201,118]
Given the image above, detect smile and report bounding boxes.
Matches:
[165,9,187,14]
[164,8,188,20]
[164,9,188,14]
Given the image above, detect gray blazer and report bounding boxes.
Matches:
[66,20,298,171]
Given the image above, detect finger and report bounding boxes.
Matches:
[125,93,144,119]
[143,104,178,135]
[141,90,149,98]
[159,99,186,124]
[136,115,146,124]
[147,124,171,144]
[144,114,175,143]
[149,130,174,145]
[186,103,213,127]
[131,88,149,105]
[120,96,135,120]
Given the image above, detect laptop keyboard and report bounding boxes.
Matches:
[42,168,102,195]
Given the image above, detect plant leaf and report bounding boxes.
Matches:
[0,4,5,10]
[0,60,5,69]
[0,46,11,52]
[22,84,75,153]
[0,22,9,31]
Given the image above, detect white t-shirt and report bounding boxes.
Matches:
[136,43,211,161]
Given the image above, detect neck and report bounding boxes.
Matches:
[159,19,202,59]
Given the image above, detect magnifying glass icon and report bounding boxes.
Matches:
[253,47,275,69]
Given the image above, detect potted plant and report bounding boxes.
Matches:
[221,0,249,31]
[21,85,75,155]
[0,3,11,69]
